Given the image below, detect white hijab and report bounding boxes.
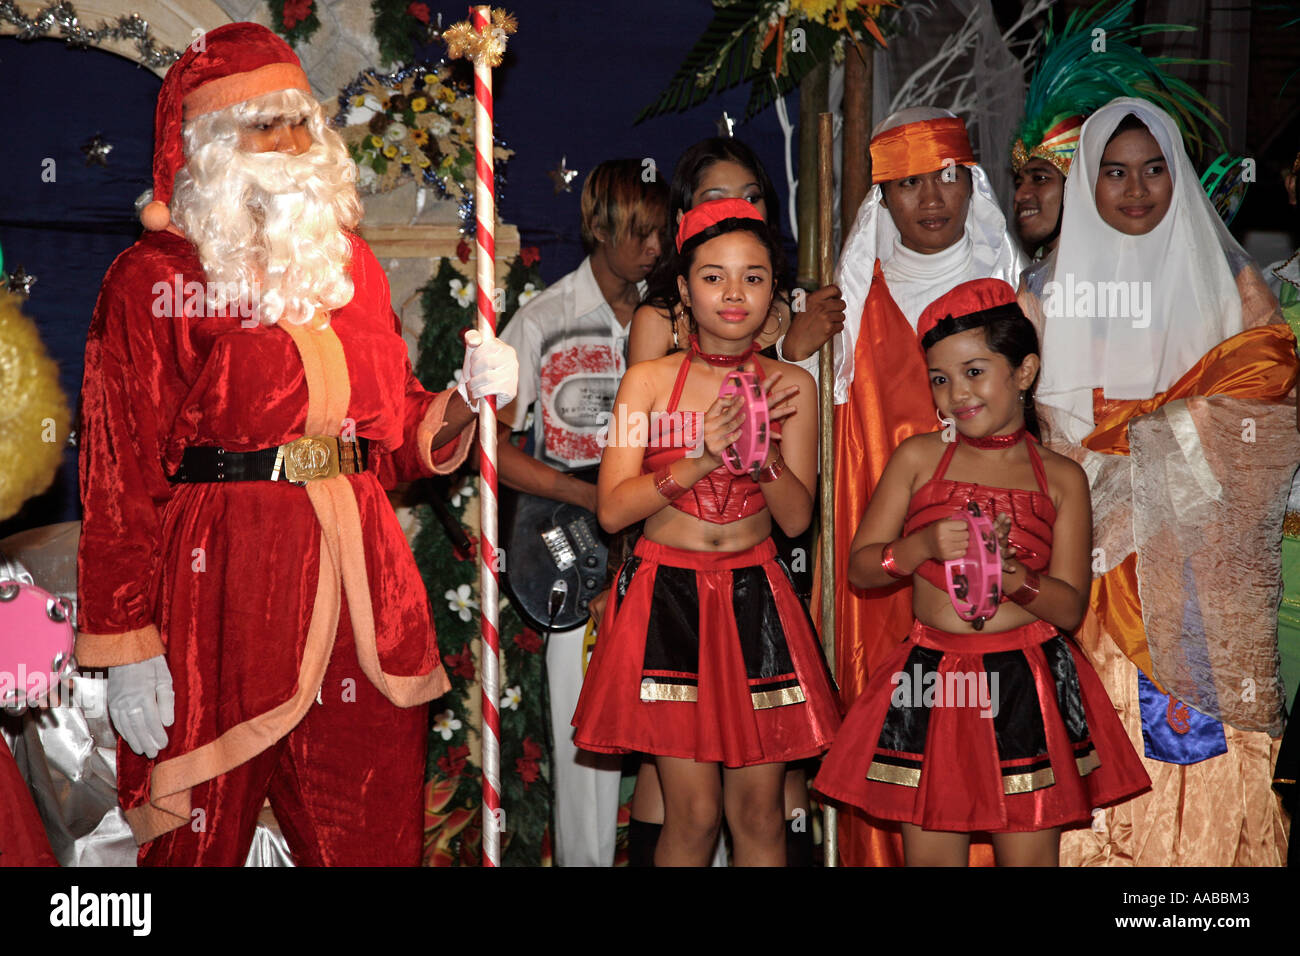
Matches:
[833,107,1024,404]
[1037,97,1247,438]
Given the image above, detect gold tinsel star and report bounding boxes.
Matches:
[444,8,517,68]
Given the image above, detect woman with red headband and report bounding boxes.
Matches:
[573,199,840,866]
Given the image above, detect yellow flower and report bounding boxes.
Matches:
[411,96,428,112]
[439,87,457,103]
[383,144,399,158]
[411,129,430,145]
[418,155,432,168]
[424,74,439,86]
[400,153,412,165]
[368,134,383,149]
[790,0,837,23]
[351,94,366,107]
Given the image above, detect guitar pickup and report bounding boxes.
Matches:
[566,517,599,553]
[540,526,577,571]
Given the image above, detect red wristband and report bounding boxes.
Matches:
[881,541,908,580]
[1007,567,1041,606]
[756,453,785,483]
[654,466,687,501]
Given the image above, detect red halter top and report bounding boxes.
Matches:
[902,433,1056,593]
[641,348,776,524]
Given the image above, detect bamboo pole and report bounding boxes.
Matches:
[816,111,838,869]
[796,62,829,287]
[841,40,874,240]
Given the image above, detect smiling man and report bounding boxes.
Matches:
[1012,159,1067,260]
[826,106,1024,867]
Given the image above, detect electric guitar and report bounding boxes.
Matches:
[500,467,609,632]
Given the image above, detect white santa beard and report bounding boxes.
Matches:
[180,142,357,326]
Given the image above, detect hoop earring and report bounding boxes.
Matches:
[760,306,780,340]
[936,408,955,427]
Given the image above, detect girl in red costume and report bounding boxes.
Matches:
[573,199,840,866]
[814,278,1148,865]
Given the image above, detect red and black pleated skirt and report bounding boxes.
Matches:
[813,619,1150,833]
[572,537,842,767]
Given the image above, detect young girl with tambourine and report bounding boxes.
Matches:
[813,278,1149,866]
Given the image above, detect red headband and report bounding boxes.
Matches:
[675,198,765,252]
[870,116,977,185]
[916,278,1019,343]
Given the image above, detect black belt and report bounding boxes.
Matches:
[170,436,370,485]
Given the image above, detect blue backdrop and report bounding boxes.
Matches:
[0,3,799,536]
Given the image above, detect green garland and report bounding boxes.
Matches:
[412,253,552,866]
[372,0,437,67]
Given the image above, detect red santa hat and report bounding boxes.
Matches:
[140,22,313,231]
[915,278,1020,343]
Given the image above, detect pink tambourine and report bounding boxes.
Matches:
[718,370,770,476]
[943,502,1002,630]
[0,580,77,708]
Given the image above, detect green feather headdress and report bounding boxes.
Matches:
[1013,0,1224,176]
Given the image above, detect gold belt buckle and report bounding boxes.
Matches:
[280,436,340,484]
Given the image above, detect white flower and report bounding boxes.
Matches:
[444,583,478,622]
[432,709,463,741]
[450,478,476,508]
[500,685,521,711]
[357,164,378,189]
[385,121,409,143]
[517,282,540,308]
[428,115,452,137]
[449,278,475,309]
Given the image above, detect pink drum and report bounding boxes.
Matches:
[943,502,1002,630]
[718,370,770,476]
[0,580,76,708]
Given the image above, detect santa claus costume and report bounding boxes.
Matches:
[75,24,509,866]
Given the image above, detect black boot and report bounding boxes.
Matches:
[785,816,814,867]
[628,819,662,867]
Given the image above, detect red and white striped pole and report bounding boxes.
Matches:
[470,3,502,869]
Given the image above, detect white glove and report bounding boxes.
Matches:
[107,655,175,759]
[456,329,518,411]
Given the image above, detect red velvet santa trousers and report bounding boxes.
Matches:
[138,600,429,867]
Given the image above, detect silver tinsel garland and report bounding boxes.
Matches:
[0,0,182,69]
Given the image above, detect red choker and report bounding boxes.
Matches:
[958,426,1028,449]
[690,334,758,368]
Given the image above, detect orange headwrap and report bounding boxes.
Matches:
[870,116,977,185]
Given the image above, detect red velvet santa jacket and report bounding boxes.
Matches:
[76,229,466,842]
